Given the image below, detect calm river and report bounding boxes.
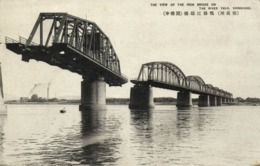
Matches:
[0,104,260,165]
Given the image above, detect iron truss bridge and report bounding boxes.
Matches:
[6,12,128,86]
[131,62,233,99]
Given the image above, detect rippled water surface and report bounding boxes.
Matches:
[0,104,260,165]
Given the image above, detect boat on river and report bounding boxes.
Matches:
[60,107,66,113]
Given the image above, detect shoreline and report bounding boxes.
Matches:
[4,101,259,106]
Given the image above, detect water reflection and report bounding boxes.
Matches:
[130,109,153,133]
[130,109,153,138]
[129,109,154,165]
[0,115,7,164]
[196,108,213,132]
[176,109,192,140]
[80,109,120,165]
[1,105,259,165]
[177,106,193,110]
[81,109,107,135]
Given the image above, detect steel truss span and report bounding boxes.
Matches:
[6,12,128,86]
[131,61,232,99]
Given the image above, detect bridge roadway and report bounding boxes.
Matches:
[5,13,128,110]
[129,62,233,109]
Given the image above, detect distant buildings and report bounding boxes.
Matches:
[235,97,260,103]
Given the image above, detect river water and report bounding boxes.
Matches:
[0,104,260,166]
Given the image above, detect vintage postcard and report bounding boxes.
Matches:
[0,0,260,165]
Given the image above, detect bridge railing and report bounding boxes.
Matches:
[19,36,39,46]
[5,36,39,46]
[19,36,27,45]
[5,37,18,43]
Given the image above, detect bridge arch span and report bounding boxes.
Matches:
[130,61,233,109]
[185,75,206,91]
[137,61,186,86]
[189,75,206,85]
[205,84,214,93]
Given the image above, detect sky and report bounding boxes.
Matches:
[0,0,259,100]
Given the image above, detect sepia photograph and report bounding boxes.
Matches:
[0,0,260,165]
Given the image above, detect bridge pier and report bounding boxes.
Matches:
[80,76,106,111]
[129,85,154,109]
[176,91,192,107]
[210,96,217,106]
[198,94,210,107]
[217,97,222,106]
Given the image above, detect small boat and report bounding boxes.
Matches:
[60,107,66,113]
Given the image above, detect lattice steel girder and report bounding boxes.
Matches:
[138,62,186,83]
[26,13,121,73]
[132,61,233,98]
[186,75,205,85]
[5,13,128,86]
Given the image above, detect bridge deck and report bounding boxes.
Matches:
[5,13,128,86]
[131,80,231,98]
[6,40,128,86]
[131,61,233,99]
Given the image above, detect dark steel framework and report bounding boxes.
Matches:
[132,62,232,98]
[6,13,127,86]
[137,62,186,85]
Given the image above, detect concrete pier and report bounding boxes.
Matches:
[210,96,217,106]
[198,94,210,107]
[217,97,222,106]
[129,85,154,109]
[176,91,192,107]
[80,76,106,111]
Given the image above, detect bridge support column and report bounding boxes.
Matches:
[198,94,210,107]
[176,91,192,107]
[210,96,217,106]
[80,76,106,111]
[129,85,154,109]
[217,97,222,106]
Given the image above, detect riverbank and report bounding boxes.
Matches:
[5,101,259,106]
[5,98,259,106]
